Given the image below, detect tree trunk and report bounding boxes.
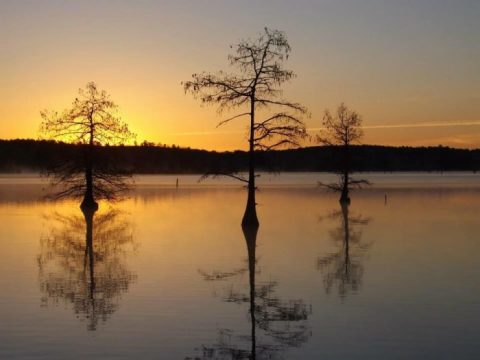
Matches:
[242,96,259,227]
[81,128,98,210]
[339,143,350,204]
[243,179,258,227]
[81,163,96,208]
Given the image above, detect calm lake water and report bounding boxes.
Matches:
[0,173,479,359]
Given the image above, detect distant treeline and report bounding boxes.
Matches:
[1,139,479,173]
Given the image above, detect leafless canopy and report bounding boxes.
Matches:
[317,103,370,197]
[40,82,134,145]
[183,28,308,153]
[317,103,363,147]
[40,82,135,201]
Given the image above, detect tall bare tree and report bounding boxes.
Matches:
[183,28,308,226]
[40,82,135,209]
[317,103,369,203]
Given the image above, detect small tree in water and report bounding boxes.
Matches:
[40,82,135,209]
[183,28,308,226]
[317,103,369,203]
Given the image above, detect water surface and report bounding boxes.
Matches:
[0,173,479,359]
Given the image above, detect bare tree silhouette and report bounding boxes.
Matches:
[37,207,137,331]
[317,202,372,298]
[187,224,311,359]
[317,103,369,203]
[40,82,135,209]
[183,28,308,226]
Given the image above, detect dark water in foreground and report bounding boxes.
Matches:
[0,173,479,359]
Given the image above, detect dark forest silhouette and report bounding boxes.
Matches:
[37,207,137,330]
[1,140,478,174]
[184,28,308,226]
[317,202,372,298]
[39,82,135,209]
[186,224,311,359]
[0,28,476,213]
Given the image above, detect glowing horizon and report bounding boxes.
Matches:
[1,0,479,150]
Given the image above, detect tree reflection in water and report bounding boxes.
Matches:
[317,202,372,298]
[37,206,137,330]
[187,225,311,360]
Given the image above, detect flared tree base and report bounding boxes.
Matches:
[80,197,99,212]
[242,206,259,227]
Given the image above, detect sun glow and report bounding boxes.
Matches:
[1,1,479,149]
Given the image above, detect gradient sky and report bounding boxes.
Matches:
[1,0,479,150]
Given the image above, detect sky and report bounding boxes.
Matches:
[1,0,479,150]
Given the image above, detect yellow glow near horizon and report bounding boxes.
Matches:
[1,1,480,150]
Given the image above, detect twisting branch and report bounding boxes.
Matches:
[198,172,249,184]
[40,82,136,202]
[217,112,251,127]
[183,28,308,186]
[317,103,363,147]
[318,177,371,192]
[317,103,370,201]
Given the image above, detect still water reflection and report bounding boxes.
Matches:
[38,207,137,330]
[187,225,311,359]
[0,174,479,359]
[317,203,372,298]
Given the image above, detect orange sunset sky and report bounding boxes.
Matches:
[1,0,479,150]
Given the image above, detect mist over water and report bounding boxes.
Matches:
[0,174,479,359]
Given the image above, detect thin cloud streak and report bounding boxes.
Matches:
[168,130,244,136]
[364,121,480,130]
[169,121,480,136]
[310,121,480,131]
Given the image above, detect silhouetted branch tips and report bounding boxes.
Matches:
[317,103,370,202]
[39,82,136,205]
[317,103,363,147]
[199,172,249,184]
[184,28,308,226]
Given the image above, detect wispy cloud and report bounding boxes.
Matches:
[310,121,480,131]
[168,130,244,136]
[169,121,480,136]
